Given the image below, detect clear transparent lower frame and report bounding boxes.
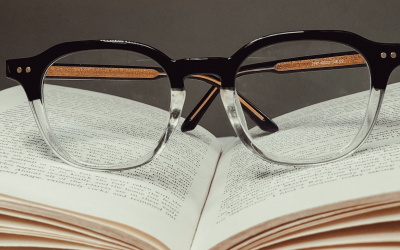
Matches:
[220,87,385,166]
[29,89,186,171]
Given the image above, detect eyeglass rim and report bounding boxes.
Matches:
[5,30,400,170]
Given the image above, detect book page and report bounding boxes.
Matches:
[0,85,221,250]
[0,214,124,249]
[269,221,400,250]
[243,201,400,249]
[192,82,400,250]
[0,234,106,250]
[0,206,134,249]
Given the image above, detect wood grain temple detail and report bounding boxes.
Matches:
[46,66,160,79]
[274,54,366,72]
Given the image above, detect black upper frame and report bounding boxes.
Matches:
[6,30,400,133]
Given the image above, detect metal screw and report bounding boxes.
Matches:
[391,52,397,58]
[381,52,387,58]
[17,67,22,73]
[26,67,31,73]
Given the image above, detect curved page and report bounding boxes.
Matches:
[0,85,221,250]
[192,82,400,250]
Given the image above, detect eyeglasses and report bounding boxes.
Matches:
[6,30,399,171]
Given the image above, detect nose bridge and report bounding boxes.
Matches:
[175,57,229,78]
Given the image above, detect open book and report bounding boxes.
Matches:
[1,82,400,250]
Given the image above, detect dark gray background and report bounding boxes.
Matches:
[2,0,400,137]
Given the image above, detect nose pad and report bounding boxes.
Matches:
[181,74,222,132]
[180,73,278,134]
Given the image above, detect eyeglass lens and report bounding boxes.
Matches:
[235,41,371,161]
[42,50,171,165]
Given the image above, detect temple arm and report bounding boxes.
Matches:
[183,52,366,132]
[46,64,165,79]
[45,64,278,132]
[237,52,365,76]
[274,53,364,72]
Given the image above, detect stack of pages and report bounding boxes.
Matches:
[1,83,400,250]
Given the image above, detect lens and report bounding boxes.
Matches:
[43,50,170,165]
[235,41,370,162]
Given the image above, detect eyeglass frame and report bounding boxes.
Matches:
[5,30,400,171]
